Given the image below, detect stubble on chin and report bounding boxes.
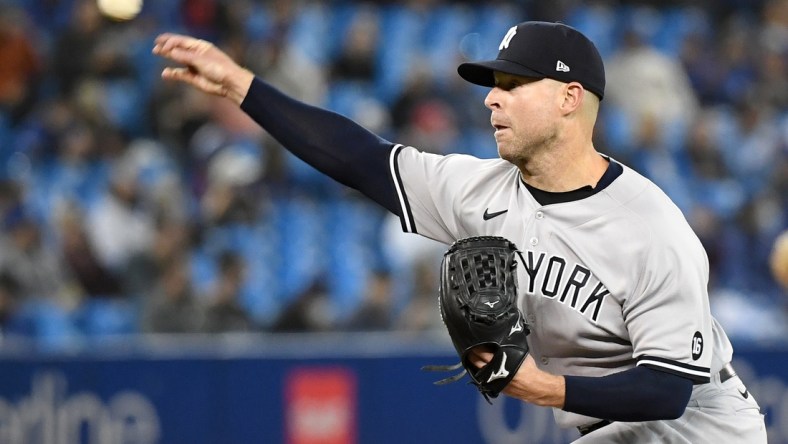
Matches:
[496,129,558,169]
[496,133,529,166]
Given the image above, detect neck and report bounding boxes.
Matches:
[517,131,607,192]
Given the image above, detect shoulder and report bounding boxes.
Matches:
[395,145,511,171]
[603,163,706,263]
[394,145,518,188]
[607,164,694,236]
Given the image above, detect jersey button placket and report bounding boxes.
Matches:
[530,211,544,246]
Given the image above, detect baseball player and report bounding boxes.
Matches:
[153,20,767,442]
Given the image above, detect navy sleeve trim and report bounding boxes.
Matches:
[636,355,710,384]
[390,144,417,233]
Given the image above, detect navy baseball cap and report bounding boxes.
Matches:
[458,21,606,100]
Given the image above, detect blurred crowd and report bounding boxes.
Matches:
[0,0,784,349]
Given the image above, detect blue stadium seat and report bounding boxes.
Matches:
[6,300,81,351]
[653,7,711,56]
[599,105,636,157]
[326,80,376,117]
[421,6,473,79]
[458,128,498,159]
[376,5,422,103]
[287,2,333,66]
[190,247,218,297]
[282,151,336,194]
[325,3,367,61]
[324,198,381,318]
[565,4,617,58]
[275,195,329,302]
[104,80,146,136]
[467,5,523,60]
[73,299,139,338]
[615,5,664,48]
[238,221,283,325]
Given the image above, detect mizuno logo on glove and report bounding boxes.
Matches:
[509,313,524,337]
[487,353,510,382]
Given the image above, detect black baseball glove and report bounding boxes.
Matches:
[424,236,530,402]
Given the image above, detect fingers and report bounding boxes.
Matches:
[153,33,202,54]
[161,67,225,96]
[154,34,207,82]
[160,47,199,68]
[153,34,211,65]
[469,346,495,368]
[161,67,195,82]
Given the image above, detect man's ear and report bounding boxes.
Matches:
[560,82,585,115]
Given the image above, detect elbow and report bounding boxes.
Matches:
[662,402,688,420]
[658,384,692,420]
[636,398,687,421]
[634,397,687,421]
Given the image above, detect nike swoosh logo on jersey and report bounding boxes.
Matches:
[739,388,749,399]
[487,353,510,383]
[483,208,508,220]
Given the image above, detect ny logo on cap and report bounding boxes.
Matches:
[556,60,570,72]
[499,26,517,50]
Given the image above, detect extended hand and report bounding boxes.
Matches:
[153,33,254,105]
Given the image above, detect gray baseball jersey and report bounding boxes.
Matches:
[389,144,735,429]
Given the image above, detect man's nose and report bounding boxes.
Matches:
[484,88,501,110]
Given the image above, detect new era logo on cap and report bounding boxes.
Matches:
[457,21,606,99]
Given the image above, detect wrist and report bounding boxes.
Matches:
[505,364,566,408]
[226,68,255,105]
[534,373,566,408]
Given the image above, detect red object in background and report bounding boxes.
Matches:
[285,367,357,444]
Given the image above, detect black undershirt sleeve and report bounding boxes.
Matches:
[240,77,400,214]
[563,366,693,422]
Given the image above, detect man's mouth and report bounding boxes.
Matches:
[491,117,510,132]
[493,124,509,134]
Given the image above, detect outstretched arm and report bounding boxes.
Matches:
[153,34,401,214]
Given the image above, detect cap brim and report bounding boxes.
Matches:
[457,59,545,86]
